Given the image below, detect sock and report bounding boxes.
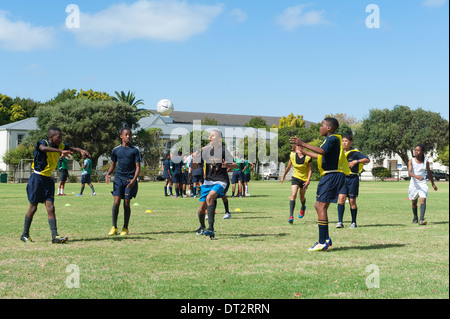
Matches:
[193,186,197,196]
[207,205,215,231]
[57,188,61,195]
[412,206,418,219]
[289,200,295,218]
[245,185,248,195]
[318,220,328,244]
[198,211,206,228]
[223,200,229,213]
[112,205,119,228]
[301,200,306,210]
[175,188,180,197]
[79,185,85,195]
[22,216,33,237]
[123,206,131,229]
[48,218,58,239]
[90,185,95,193]
[337,204,345,223]
[420,203,426,220]
[350,208,357,224]
[164,186,167,196]
[169,187,173,195]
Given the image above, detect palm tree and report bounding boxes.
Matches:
[114,90,153,119]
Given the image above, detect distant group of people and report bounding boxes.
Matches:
[19,117,438,251]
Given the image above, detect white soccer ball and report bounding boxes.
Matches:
[156,99,174,116]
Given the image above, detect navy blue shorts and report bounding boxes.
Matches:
[339,175,360,198]
[112,178,138,200]
[81,174,91,184]
[192,174,203,184]
[172,172,182,183]
[27,173,55,204]
[244,173,251,183]
[316,172,345,203]
[231,170,243,184]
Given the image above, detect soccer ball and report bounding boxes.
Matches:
[156,99,174,116]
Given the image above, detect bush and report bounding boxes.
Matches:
[372,167,391,181]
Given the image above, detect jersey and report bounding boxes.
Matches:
[290,152,312,182]
[111,145,141,180]
[345,148,368,174]
[82,158,93,175]
[32,140,69,177]
[201,145,232,187]
[317,134,351,176]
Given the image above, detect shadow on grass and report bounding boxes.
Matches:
[224,232,289,239]
[330,243,405,252]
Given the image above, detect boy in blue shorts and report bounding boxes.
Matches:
[336,134,370,228]
[290,118,350,251]
[105,128,141,236]
[20,127,90,244]
[192,130,237,238]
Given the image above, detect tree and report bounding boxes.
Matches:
[354,105,449,165]
[2,144,34,181]
[202,117,218,125]
[33,98,139,168]
[134,128,164,179]
[0,94,27,125]
[114,90,152,119]
[272,113,305,128]
[244,116,269,129]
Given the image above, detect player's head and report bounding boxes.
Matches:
[414,144,425,161]
[209,129,223,146]
[342,134,353,151]
[120,127,132,145]
[320,117,339,136]
[48,127,62,145]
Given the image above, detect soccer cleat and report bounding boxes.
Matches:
[52,235,68,244]
[412,218,418,224]
[308,241,329,252]
[350,222,357,228]
[419,220,427,225]
[336,222,344,228]
[195,227,205,236]
[288,216,294,224]
[91,192,96,196]
[204,229,215,239]
[119,228,129,236]
[299,208,305,218]
[20,235,34,243]
[75,194,83,196]
[223,212,231,219]
[108,226,118,236]
[326,237,333,247]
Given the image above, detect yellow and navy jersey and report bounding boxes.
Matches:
[290,152,311,182]
[345,148,368,174]
[317,134,351,176]
[32,140,69,177]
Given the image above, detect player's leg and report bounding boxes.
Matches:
[121,198,131,235]
[349,198,358,228]
[298,186,307,218]
[21,203,38,243]
[419,197,427,225]
[289,184,299,223]
[411,197,419,223]
[336,194,346,228]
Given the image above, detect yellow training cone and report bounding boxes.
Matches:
[234,208,242,212]
[145,210,152,214]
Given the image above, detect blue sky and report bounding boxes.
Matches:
[0,0,448,123]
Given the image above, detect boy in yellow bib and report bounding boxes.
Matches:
[290,118,350,251]
[21,127,90,244]
[280,146,312,224]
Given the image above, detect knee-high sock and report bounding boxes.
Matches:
[290,200,295,218]
[318,220,328,244]
[350,208,357,224]
[112,205,119,227]
[207,205,215,231]
[123,206,131,229]
[420,203,426,220]
[337,204,345,223]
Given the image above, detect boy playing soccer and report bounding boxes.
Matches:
[105,128,141,236]
[20,127,90,244]
[192,130,237,239]
[290,118,350,251]
[336,134,370,228]
[76,153,96,196]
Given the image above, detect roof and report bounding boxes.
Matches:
[0,117,38,131]
[150,110,315,128]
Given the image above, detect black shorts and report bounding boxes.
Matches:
[339,174,360,198]
[316,172,345,203]
[81,174,91,184]
[231,170,243,184]
[59,169,68,182]
[27,173,55,204]
[112,178,138,200]
[291,176,306,188]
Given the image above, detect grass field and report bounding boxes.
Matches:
[0,180,448,300]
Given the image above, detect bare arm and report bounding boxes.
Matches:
[105,162,116,184]
[280,160,292,183]
[426,161,438,191]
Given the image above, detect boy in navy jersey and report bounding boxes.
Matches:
[290,118,350,251]
[105,128,141,236]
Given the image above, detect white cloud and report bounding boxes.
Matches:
[276,4,329,31]
[0,10,56,51]
[228,8,247,24]
[68,0,224,47]
[423,0,447,7]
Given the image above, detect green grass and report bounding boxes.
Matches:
[0,180,448,299]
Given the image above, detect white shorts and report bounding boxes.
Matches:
[408,181,429,200]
